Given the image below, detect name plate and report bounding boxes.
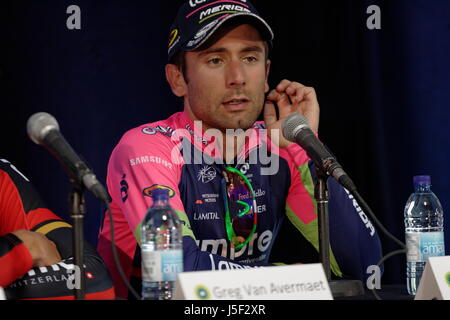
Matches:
[415,256,450,300]
[173,263,333,300]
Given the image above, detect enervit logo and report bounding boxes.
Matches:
[195,285,211,300]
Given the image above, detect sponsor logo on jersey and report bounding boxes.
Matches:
[120,174,129,203]
[170,122,280,176]
[344,189,376,236]
[207,253,259,271]
[193,211,221,221]
[239,163,250,175]
[202,193,219,203]
[8,259,91,289]
[142,125,174,137]
[197,165,217,183]
[255,204,266,214]
[254,188,266,197]
[129,155,173,169]
[143,184,176,198]
[196,230,273,261]
[185,123,210,145]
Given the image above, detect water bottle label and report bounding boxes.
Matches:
[406,232,445,262]
[142,250,183,282]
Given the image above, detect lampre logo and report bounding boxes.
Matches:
[196,230,273,261]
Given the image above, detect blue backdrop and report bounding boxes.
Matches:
[1,0,449,285]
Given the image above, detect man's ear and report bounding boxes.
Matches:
[264,59,271,93]
[165,64,187,97]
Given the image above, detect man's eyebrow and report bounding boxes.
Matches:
[241,46,264,54]
[197,46,264,57]
[197,47,227,57]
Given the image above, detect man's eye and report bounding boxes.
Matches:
[208,58,222,65]
[244,56,258,63]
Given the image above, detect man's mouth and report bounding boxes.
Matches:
[223,98,250,110]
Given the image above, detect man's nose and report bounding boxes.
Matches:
[226,60,246,88]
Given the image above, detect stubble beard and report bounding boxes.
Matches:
[188,96,264,132]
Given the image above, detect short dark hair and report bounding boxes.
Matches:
[170,51,188,81]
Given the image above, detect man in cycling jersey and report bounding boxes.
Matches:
[98,0,383,299]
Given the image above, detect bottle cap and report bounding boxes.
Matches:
[413,175,431,188]
[151,188,169,200]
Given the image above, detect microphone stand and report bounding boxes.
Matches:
[314,166,364,298]
[69,184,86,300]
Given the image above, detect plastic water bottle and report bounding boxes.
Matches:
[404,175,445,295]
[141,188,183,300]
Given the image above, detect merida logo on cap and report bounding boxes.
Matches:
[187,1,250,19]
[198,6,251,23]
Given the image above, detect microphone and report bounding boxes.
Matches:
[27,112,110,203]
[282,113,356,192]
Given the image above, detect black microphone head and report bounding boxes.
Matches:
[282,113,310,142]
[27,112,60,145]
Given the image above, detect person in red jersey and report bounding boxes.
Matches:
[0,158,115,299]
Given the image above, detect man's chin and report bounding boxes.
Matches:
[223,119,256,131]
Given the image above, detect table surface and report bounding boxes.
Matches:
[335,285,414,300]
